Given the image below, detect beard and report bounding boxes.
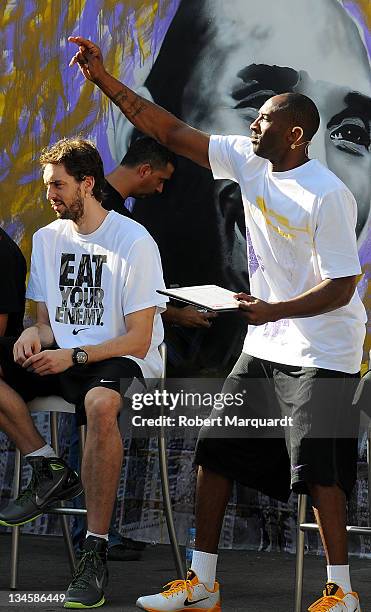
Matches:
[56,187,85,223]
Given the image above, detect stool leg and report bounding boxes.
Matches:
[50,413,76,573]
[158,433,184,578]
[77,424,88,535]
[294,494,307,612]
[158,343,183,577]
[10,448,22,590]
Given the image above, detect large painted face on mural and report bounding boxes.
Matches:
[120,0,370,362]
[179,0,371,243]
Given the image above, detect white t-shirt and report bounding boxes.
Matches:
[26,211,168,379]
[209,135,366,373]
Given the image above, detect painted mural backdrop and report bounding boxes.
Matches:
[0,0,370,555]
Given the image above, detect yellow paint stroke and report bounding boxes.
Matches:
[0,0,175,265]
[344,0,371,28]
[256,196,311,240]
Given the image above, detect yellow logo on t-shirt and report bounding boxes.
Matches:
[256,196,311,241]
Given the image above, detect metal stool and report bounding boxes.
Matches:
[294,369,371,611]
[8,342,183,587]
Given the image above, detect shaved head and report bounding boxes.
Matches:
[270,93,321,139]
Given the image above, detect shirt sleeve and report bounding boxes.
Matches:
[26,233,45,302]
[314,188,362,279]
[122,233,168,316]
[208,134,255,181]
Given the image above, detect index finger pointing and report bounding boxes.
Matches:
[68,36,95,48]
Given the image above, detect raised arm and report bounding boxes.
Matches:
[68,36,211,169]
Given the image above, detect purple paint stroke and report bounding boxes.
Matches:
[0,153,11,181]
[358,233,371,300]
[344,2,371,58]
[17,173,35,185]
[246,228,265,276]
[1,219,24,244]
[263,319,290,339]
[246,228,259,276]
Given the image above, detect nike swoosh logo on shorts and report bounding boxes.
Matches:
[72,328,89,335]
[100,379,116,383]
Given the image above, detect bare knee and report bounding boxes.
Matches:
[85,388,122,436]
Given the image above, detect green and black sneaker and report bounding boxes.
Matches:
[0,456,82,526]
[64,536,109,609]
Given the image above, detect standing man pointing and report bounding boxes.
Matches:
[69,37,366,612]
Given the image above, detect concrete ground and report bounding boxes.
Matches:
[0,533,370,611]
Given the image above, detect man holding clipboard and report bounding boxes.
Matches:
[69,37,366,612]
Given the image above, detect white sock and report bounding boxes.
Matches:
[25,444,57,459]
[191,550,218,590]
[86,530,109,541]
[327,565,352,594]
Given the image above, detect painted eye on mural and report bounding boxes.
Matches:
[329,117,370,156]
[231,64,300,130]
[236,107,259,127]
[233,93,268,128]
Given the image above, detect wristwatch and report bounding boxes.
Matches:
[72,347,88,366]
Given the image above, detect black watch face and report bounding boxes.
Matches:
[76,350,88,365]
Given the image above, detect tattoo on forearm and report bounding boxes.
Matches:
[112,88,147,119]
[129,98,147,118]
[112,89,128,105]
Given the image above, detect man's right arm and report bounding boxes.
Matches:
[13,303,55,365]
[68,36,211,169]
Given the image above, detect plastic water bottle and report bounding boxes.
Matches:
[185,527,196,573]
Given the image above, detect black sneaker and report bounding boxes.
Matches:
[64,536,108,609]
[0,456,82,526]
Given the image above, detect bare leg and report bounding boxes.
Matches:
[195,466,233,553]
[82,387,123,535]
[309,483,348,565]
[0,377,45,454]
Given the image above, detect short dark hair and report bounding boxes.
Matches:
[121,136,176,170]
[277,93,320,140]
[39,138,105,201]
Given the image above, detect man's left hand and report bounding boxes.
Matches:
[234,292,280,326]
[22,349,73,376]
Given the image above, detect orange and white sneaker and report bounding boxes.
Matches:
[136,570,221,611]
[308,582,361,611]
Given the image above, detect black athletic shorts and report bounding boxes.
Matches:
[195,353,360,501]
[0,337,142,425]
